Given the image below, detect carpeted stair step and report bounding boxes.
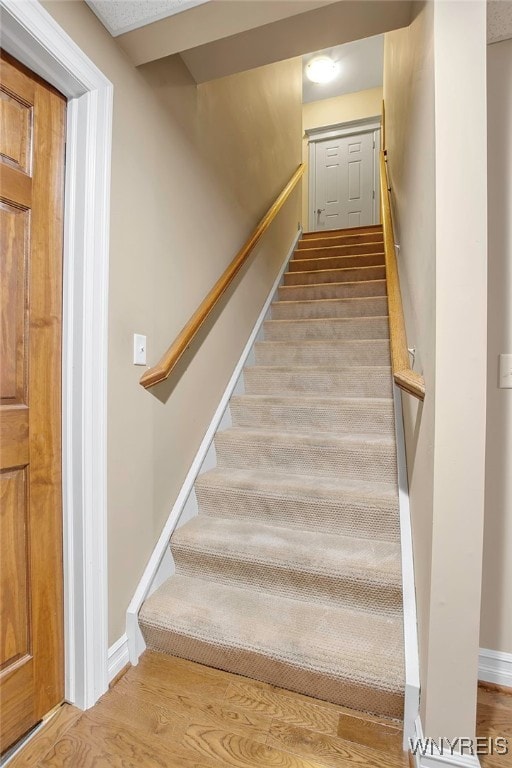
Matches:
[194,467,399,541]
[171,517,402,614]
[263,316,390,342]
[284,265,386,286]
[302,224,382,239]
[230,394,394,435]
[271,296,388,320]
[297,232,384,250]
[139,575,405,719]
[278,279,387,302]
[289,253,385,272]
[293,244,385,262]
[215,427,397,482]
[254,339,390,366]
[243,365,393,398]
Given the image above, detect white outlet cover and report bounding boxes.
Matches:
[133,334,147,366]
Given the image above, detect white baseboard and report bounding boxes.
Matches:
[125,228,301,665]
[478,647,512,687]
[410,718,481,768]
[107,633,130,682]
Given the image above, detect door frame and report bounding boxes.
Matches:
[0,0,113,710]
[306,116,381,232]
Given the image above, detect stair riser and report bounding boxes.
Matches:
[293,245,384,261]
[139,625,404,720]
[279,280,387,302]
[230,400,395,435]
[284,266,386,286]
[172,548,402,616]
[195,483,400,542]
[263,318,389,342]
[215,435,397,483]
[254,341,391,367]
[243,368,393,398]
[290,254,385,272]
[271,297,388,320]
[297,234,384,250]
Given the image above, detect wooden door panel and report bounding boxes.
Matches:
[0,52,65,753]
[0,89,33,174]
[0,201,29,404]
[0,468,30,670]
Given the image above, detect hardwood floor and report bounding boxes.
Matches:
[8,652,408,767]
[478,683,512,768]
[6,653,511,768]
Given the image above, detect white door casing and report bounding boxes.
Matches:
[306,117,381,232]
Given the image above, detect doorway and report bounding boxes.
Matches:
[307,118,381,232]
[0,51,66,753]
[0,0,113,719]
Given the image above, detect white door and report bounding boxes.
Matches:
[313,131,377,231]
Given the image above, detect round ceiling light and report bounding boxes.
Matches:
[305,56,339,84]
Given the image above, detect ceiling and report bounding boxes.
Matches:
[85,0,211,37]
[302,35,384,104]
[487,0,512,44]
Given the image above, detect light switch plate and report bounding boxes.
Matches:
[499,353,512,388]
[133,333,147,366]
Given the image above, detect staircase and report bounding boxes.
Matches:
[139,224,405,721]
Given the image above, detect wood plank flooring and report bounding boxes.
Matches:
[6,653,512,768]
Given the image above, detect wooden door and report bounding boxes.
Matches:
[313,131,376,231]
[0,52,66,753]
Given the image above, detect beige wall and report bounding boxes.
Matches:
[384,0,487,740]
[43,1,302,644]
[480,37,512,656]
[302,86,383,227]
[383,0,436,728]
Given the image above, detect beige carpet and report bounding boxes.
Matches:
[140,224,405,720]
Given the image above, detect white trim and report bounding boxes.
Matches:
[478,648,512,687]
[305,115,382,141]
[107,634,130,683]
[393,386,421,750]
[0,0,113,710]
[410,718,482,768]
[306,116,382,231]
[126,229,302,664]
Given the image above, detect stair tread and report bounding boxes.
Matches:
[272,296,388,307]
[195,466,398,500]
[172,517,402,585]
[245,364,392,372]
[303,225,383,237]
[140,575,405,693]
[231,393,393,405]
[288,265,385,277]
[264,315,389,324]
[217,425,396,447]
[294,248,385,258]
[256,338,389,345]
[279,278,387,293]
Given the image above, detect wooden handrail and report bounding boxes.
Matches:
[380,151,425,401]
[140,164,305,389]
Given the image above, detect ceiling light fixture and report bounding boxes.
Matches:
[306,56,339,84]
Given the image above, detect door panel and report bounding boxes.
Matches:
[314,130,376,231]
[0,52,66,753]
